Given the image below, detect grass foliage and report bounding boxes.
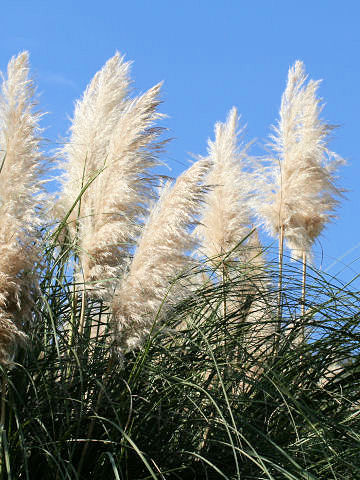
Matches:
[0,240,359,479]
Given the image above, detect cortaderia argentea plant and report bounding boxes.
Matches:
[253,60,344,326]
[0,51,357,480]
[0,51,45,365]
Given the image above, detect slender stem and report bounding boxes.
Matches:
[90,299,103,340]
[69,281,77,345]
[277,224,285,337]
[65,282,79,385]
[198,411,214,453]
[1,378,6,435]
[301,251,307,341]
[75,159,87,338]
[219,248,228,356]
[0,376,7,478]
[79,288,87,337]
[222,257,227,321]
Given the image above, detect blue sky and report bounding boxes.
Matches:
[1,0,359,286]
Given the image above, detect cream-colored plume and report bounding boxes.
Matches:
[0,52,44,364]
[77,83,164,297]
[253,61,344,258]
[193,109,274,349]
[58,53,164,297]
[195,107,253,264]
[60,52,131,214]
[111,156,211,352]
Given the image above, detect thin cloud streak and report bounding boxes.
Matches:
[40,72,77,89]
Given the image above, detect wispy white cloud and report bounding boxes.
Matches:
[40,72,77,89]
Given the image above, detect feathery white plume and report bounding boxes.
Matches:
[111,157,211,352]
[195,107,254,264]
[192,109,275,348]
[78,83,164,296]
[58,53,164,297]
[0,51,44,364]
[253,61,344,259]
[58,53,131,240]
[60,53,131,211]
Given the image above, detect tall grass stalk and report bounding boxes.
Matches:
[301,252,307,342]
[277,224,285,334]
[0,375,6,477]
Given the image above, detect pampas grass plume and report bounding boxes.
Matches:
[59,53,131,234]
[0,51,44,364]
[80,82,165,296]
[192,109,275,349]
[254,61,344,259]
[112,156,211,352]
[195,107,254,263]
[60,52,131,224]
[58,53,164,298]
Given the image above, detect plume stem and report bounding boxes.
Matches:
[221,254,228,355]
[70,282,77,345]
[301,251,307,340]
[221,249,227,318]
[277,224,285,335]
[0,376,6,475]
[79,289,87,337]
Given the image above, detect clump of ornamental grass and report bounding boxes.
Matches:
[0,51,357,480]
[0,51,44,365]
[2,244,359,479]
